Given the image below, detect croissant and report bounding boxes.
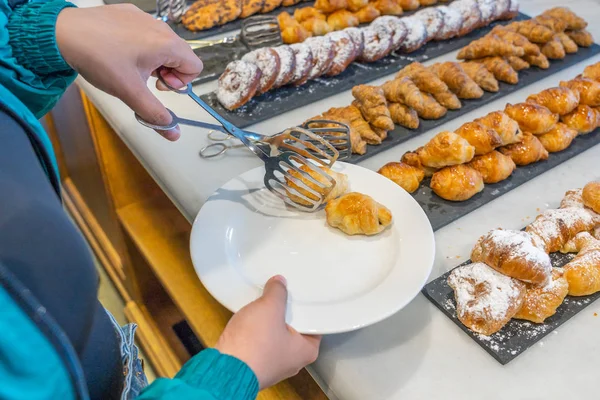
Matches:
[560,105,600,134]
[372,0,403,16]
[398,0,419,11]
[457,34,525,60]
[352,85,394,131]
[455,121,503,155]
[294,7,326,22]
[513,268,569,323]
[526,207,599,253]
[315,0,348,13]
[560,78,600,107]
[506,56,530,71]
[582,62,600,82]
[555,32,579,53]
[281,23,312,44]
[430,165,484,202]
[537,123,578,153]
[543,7,588,31]
[475,111,524,146]
[353,4,380,23]
[499,133,549,166]
[325,192,393,236]
[467,150,516,184]
[490,26,542,55]
[401,149,438,177]
[505,20,555,44]
[301,18,333,36]
[471,229,552,285]
[526,86,580,116]
[346,0,368,12]
[286,165,349,206]
[430,62,484,99]
[418,93,447,120]
[432,91,462,110]
[388,102,419,129]
[566,29,594,48]
[417,131,475,168]
[321,106,369,153]
[327,10,359,30]
[563,233,600,296]
[476,57,518,85]
[523,53,550,69]
[541,35,566,59]
[396,62,449,95]
[560,188,586,210]
[583,181,600,214]
[533,14,568,33]
[448,262,526,336]
[460,62,499,92]
[381,77,424,110]
[348,102,383,144]
[378,162,425,193]
[504,102,558,135]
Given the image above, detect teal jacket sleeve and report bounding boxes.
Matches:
[137,349,259,400]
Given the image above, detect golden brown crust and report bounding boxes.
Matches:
[372,0,403,16]
[286,165,349,206]
[430,165,483,202]
[353,4,381,23]
[240,0,265,18]
[388,102,419,129]
[429,62,484,99]
[499,133,548,166]
[301,18,332,36]
[352,85,394,131]
[261,0,282,12]
[327,9,360,30]
[504,102,558,135]
[418,93,447,120]
[475,111,524,146]
[537,123,578,153]
[555,32,579,53]
[182,0,242,31]
[523,53,550,69]
[541,35,566,60]
[582,181,600,214]
[396,62,449,95]
[433,91,462,110]
[455,121,503,155]
[467,150,516,184]
[566,29,594,48]
[533,14,568,33]
[563,234,600,296]
[526,86,580,116]
[346,0,368,12]
[505,20,554,44]
[457,34,525,60]
[325,192,393,236]
[542,7,587,31]
[505,56,530,71]
[398,0,419,11]
[582,62,600,82]
[418,131,476,168]
[513,268,569,323]
[560,78,600,107]
[382,77,424,112]
[560,104,599,134]
[401,149,438,177]
[314,0,347,13]
[378,162,425,193]
[294,7,326,22]
[476,57,519,85]
[491,26,542,56]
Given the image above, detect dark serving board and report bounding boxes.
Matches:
[423,251,600,365]
[200,13,529,126]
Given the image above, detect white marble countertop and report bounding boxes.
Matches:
[73,0,600,398]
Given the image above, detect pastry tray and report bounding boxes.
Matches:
[422,250,600,365]
[199,13,530,126]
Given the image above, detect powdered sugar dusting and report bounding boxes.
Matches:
[560,188,584,209]
[436,6,463,40]
[241,48,279,92]
[326,31,356,71]
[289,43,312,84]
[493,0,511,18]
[361,24,393,61]
[527,208,597,252]
[486,229,552,274]
[304,36,334,79]
[450,0,482,32]
[373,16,408,49]
[344,27,364,58]
[414,8,444,40]
[217,60,259,110]
[476,0,496,23]
[272,46,295,88]
[398,16,427,52]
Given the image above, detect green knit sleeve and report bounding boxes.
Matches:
[7,0,76,76]
[137,349,259,400]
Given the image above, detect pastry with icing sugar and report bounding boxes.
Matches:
[435,6,463,41]
[272,46,296,88]
[289,43,313,86]
[326,31,357,76]
[359,23,393,62]
[449,0,482,37]
[241,48,281,94]
[448,262,526,336]
[372,16,408,51]
[397,16,428,53]
[414,7,445,42]
[513,267,569,323]
[216,60,261,110]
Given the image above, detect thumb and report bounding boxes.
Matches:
[261,275,289,320]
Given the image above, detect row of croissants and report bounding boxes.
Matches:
[448,181,600,336]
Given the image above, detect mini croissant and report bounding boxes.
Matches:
[457,34,525,60]
[325,192,393,236]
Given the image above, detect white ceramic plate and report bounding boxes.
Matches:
[190,162,435,334]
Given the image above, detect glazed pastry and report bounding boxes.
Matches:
[467,150,516,184]
[286,165,349,206]
[217,61,261,110]
[382,77,425,112]
[417,131,476,168]
[499,133,548,166]
[560,105,599,134]
[324,105,379,147]
[398,16,428,53]
[505,56,530,71]
[272,46,296,88]
[460,62,499,92]
[430,165,483,201]
[240,0,265,18]
[526,207,599,253]
[326,31,357,77]
[301,18,332,36]
[261,0,282,13]
[471,229,552,285]
[360,24,393,62]
[566,29,594,48]
[491,26,542,55]
[448,262,526,336]
[433,91,462,110]
[583,181,600,214]
[346,0,368,12]
[430,62,484,99]
[541,36,566,60]
[314,0,347,13]
[281,23,312,45]
[526,86,580,116]
[457,34,525,60]
[523,53,550,69]
[504,102,558,135]
[372,0,403,16]
[401,149,438,177]
[582,62,600,81]
[398,0,419,11]
[352,85,395,131]
[182,0,241,31]
[513,268,569,324]
[476,57,518,84]
[562,233,600,296]
[560,78,600,107]
[418,94,447,120]
[455,121,503,155]
[475,111,523,146]
[533,14,568,33]
[542,7,587,31]
[344,27,365,59]
[449,0,482,37]
[373,16,408,50]
[294,7,326,22]
[555,32,579,53]
[378,162,425,193]
[325,192,393,236]
[395,62,449,95]
[327,10,360,30]
[435,6,463,41]
[537,123,578,153]
[289,43,313,86]
[414,8,445,42]
[505,20,554,43]
[388,102,420,129]
[354,4,381,24]
[305,36,335,79]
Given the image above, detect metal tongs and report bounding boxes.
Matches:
[135,71,351,211]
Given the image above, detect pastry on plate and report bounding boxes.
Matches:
[294,7,326,22]
[430,165,484,201]
[504,20,554,43]
[533,14,568,33]
[432,91,462,110]
[560,188,585,209]
[286,165,349,206]
[526,86,580,116]
[466,150,516,184]
[327,9,360,30]
[373,16,409,51]
[418,93,447,120]
[378,162,425,193]
[537,123,578,153]
[417,131,476,168]
[315,0,347,13]
[372,0,403,16]
[217,60,261,110]
[555,32,579,53]
[498,133,548,166]
[382,76,425,110]
[272,46,296,88]
[301,18,333,36]
[344,27,365,59]
[583,181,600,214]
[455,121,503,155]
[475,111,523,146]
[346,0,368,12]
[471,229,552,285]
[513,268,569,323]
[325,192,392,235]
[261,0,282,13]
[448,262,526,336]
[560,105,600,134]
[563,232,600,296]
[414,7,445,42]
[504,102,559,135]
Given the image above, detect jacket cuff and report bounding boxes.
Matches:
[8,1,77,76]
[176,348,260,400]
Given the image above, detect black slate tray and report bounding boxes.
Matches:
[423,251,600,365]
[200,13,530,126]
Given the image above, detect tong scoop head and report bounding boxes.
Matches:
[301,119,351,161]
[241,15,282,49]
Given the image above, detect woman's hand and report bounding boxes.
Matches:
[215,276,322,389]
[55,5,203,141]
